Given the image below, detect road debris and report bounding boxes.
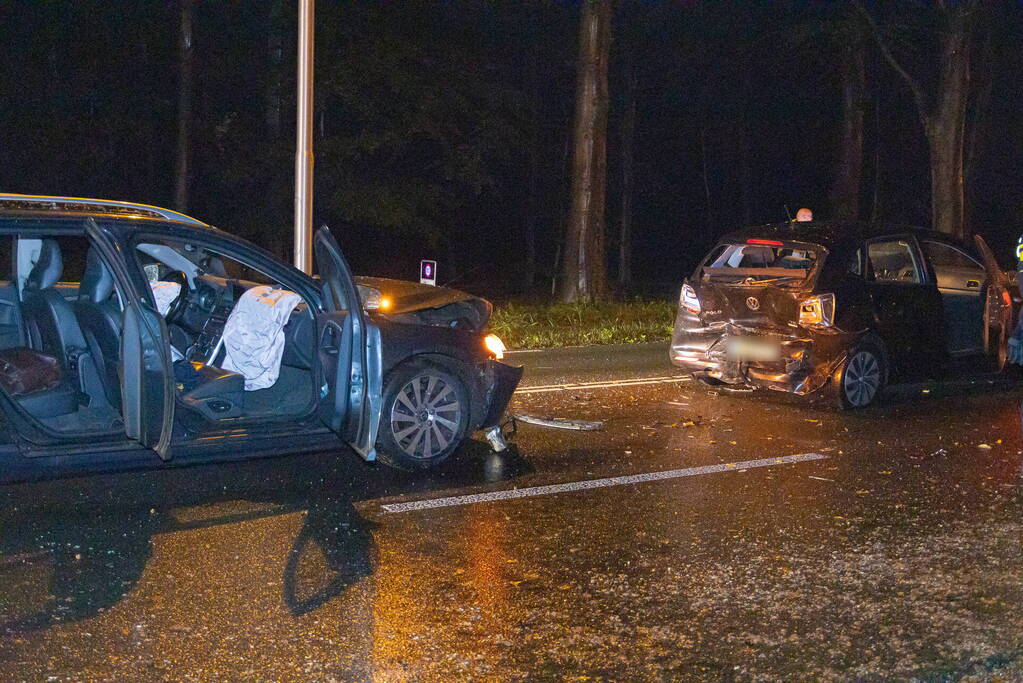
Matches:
[510,414,605,431]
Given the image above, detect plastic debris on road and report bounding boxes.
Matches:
[510,414,605,431]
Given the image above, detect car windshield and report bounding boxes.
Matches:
[700,242,820,286]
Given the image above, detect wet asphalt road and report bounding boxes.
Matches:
[2,344,1023,681]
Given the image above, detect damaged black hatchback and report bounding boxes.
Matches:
[671,222,1014,408]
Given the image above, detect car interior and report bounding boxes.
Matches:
[0,235,124,433]
[132,238,319,425]
[0,233,320,438]
[865,240,922,283]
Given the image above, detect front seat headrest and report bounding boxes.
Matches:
[25,239,62,291]
[79,249,115,303]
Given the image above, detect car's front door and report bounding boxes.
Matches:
[863,235,945,372]
[86,219,174,460]
[313,226,382,460]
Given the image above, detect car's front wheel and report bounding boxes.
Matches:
[375,360,471,471]
[832,340,886,409]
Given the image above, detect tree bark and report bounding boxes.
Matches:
[266,0,284,139]
[558,0,612,303]
[738,55,753,226]
[618,51,636,292]
[174,0,195,212]
[859,1,974,238]
[829,36,866,220]
[523,1,540,292]
[924,13,971,239]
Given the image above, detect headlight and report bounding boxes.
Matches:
[357,285,392,312]
[798,293,835,328]
[680,283,701,315]
[484,333,506,360]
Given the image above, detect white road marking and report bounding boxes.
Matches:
[516,375,691,395]
[379,453,828,514]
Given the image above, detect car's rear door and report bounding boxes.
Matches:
[863,235,945,370]
[313,226,382,460]
[920,239,987,355]
[86,219,175,459]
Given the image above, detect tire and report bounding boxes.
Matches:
[832,339,886,410]
[375,360,471,472]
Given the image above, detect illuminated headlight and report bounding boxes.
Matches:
[680,283,701,315]
[357,285,392,312]
[484,333,507,360]
[798,293,836,328]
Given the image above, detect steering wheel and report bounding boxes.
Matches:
[163,271,190,323]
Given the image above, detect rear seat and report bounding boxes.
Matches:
[0,346,78,418]
[14,239,99,419]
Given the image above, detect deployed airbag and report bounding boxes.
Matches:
[220,286,303,390]
[151,281,181,316]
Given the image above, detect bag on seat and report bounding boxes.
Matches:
[0,347,63,397]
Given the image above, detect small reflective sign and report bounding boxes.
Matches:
[420,259,437,286]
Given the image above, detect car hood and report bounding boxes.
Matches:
[355,276,493,330]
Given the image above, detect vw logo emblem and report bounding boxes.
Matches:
[746,297,760,311]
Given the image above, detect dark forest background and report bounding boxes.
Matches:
[1,1,1021,298]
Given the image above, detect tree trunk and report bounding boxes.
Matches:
[829,37,866,220]
[738,56,753,226]
[522,1,540,292]
[618,52,636,292]
[174,0,194,212]
[924,15,971,239]
[859,1,977,239]
[266,0,284,138]
[558,0,612,303]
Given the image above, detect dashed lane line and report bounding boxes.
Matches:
[379,453,828,514]
[516,375,691,395]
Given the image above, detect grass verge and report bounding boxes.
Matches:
[490,299,676,350]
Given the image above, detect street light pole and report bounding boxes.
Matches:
[293,0,314,273]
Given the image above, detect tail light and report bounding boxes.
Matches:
[680,283,701,315]
[799,293,835,328]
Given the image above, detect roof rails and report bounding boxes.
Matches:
[0,193,209,227]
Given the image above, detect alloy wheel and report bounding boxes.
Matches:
[843,350,881,408]
[389,373,463,459]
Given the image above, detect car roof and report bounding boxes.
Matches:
[720,221,968,251]
[0,193,210,228]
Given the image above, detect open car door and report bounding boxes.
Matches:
[85,219,175,459]
[313,225,382,460]
[974,234,1013,370]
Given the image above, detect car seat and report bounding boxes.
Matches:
[74,249,123,409]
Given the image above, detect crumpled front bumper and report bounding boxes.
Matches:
[670,326,847,396]
[479,360,523,429]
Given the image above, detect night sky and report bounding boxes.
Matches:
[1,1,1021,296]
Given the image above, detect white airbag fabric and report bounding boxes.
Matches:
[150,281,181,316]
[220,286,303,391]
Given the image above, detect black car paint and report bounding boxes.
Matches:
[671,222,981,397]
[0,211,520,481]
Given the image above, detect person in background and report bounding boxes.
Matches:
[795,207,813,222]
[1008,236,1023,365]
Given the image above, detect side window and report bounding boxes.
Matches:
[0,237,13,283]
[921,241,983,271]
[52,236,92,289]
[867,240,922,284]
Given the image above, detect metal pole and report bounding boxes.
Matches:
[293,0,314,273]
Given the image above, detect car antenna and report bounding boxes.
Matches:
[784,204,793,221]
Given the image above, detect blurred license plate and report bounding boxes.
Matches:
[726,337,780,362]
